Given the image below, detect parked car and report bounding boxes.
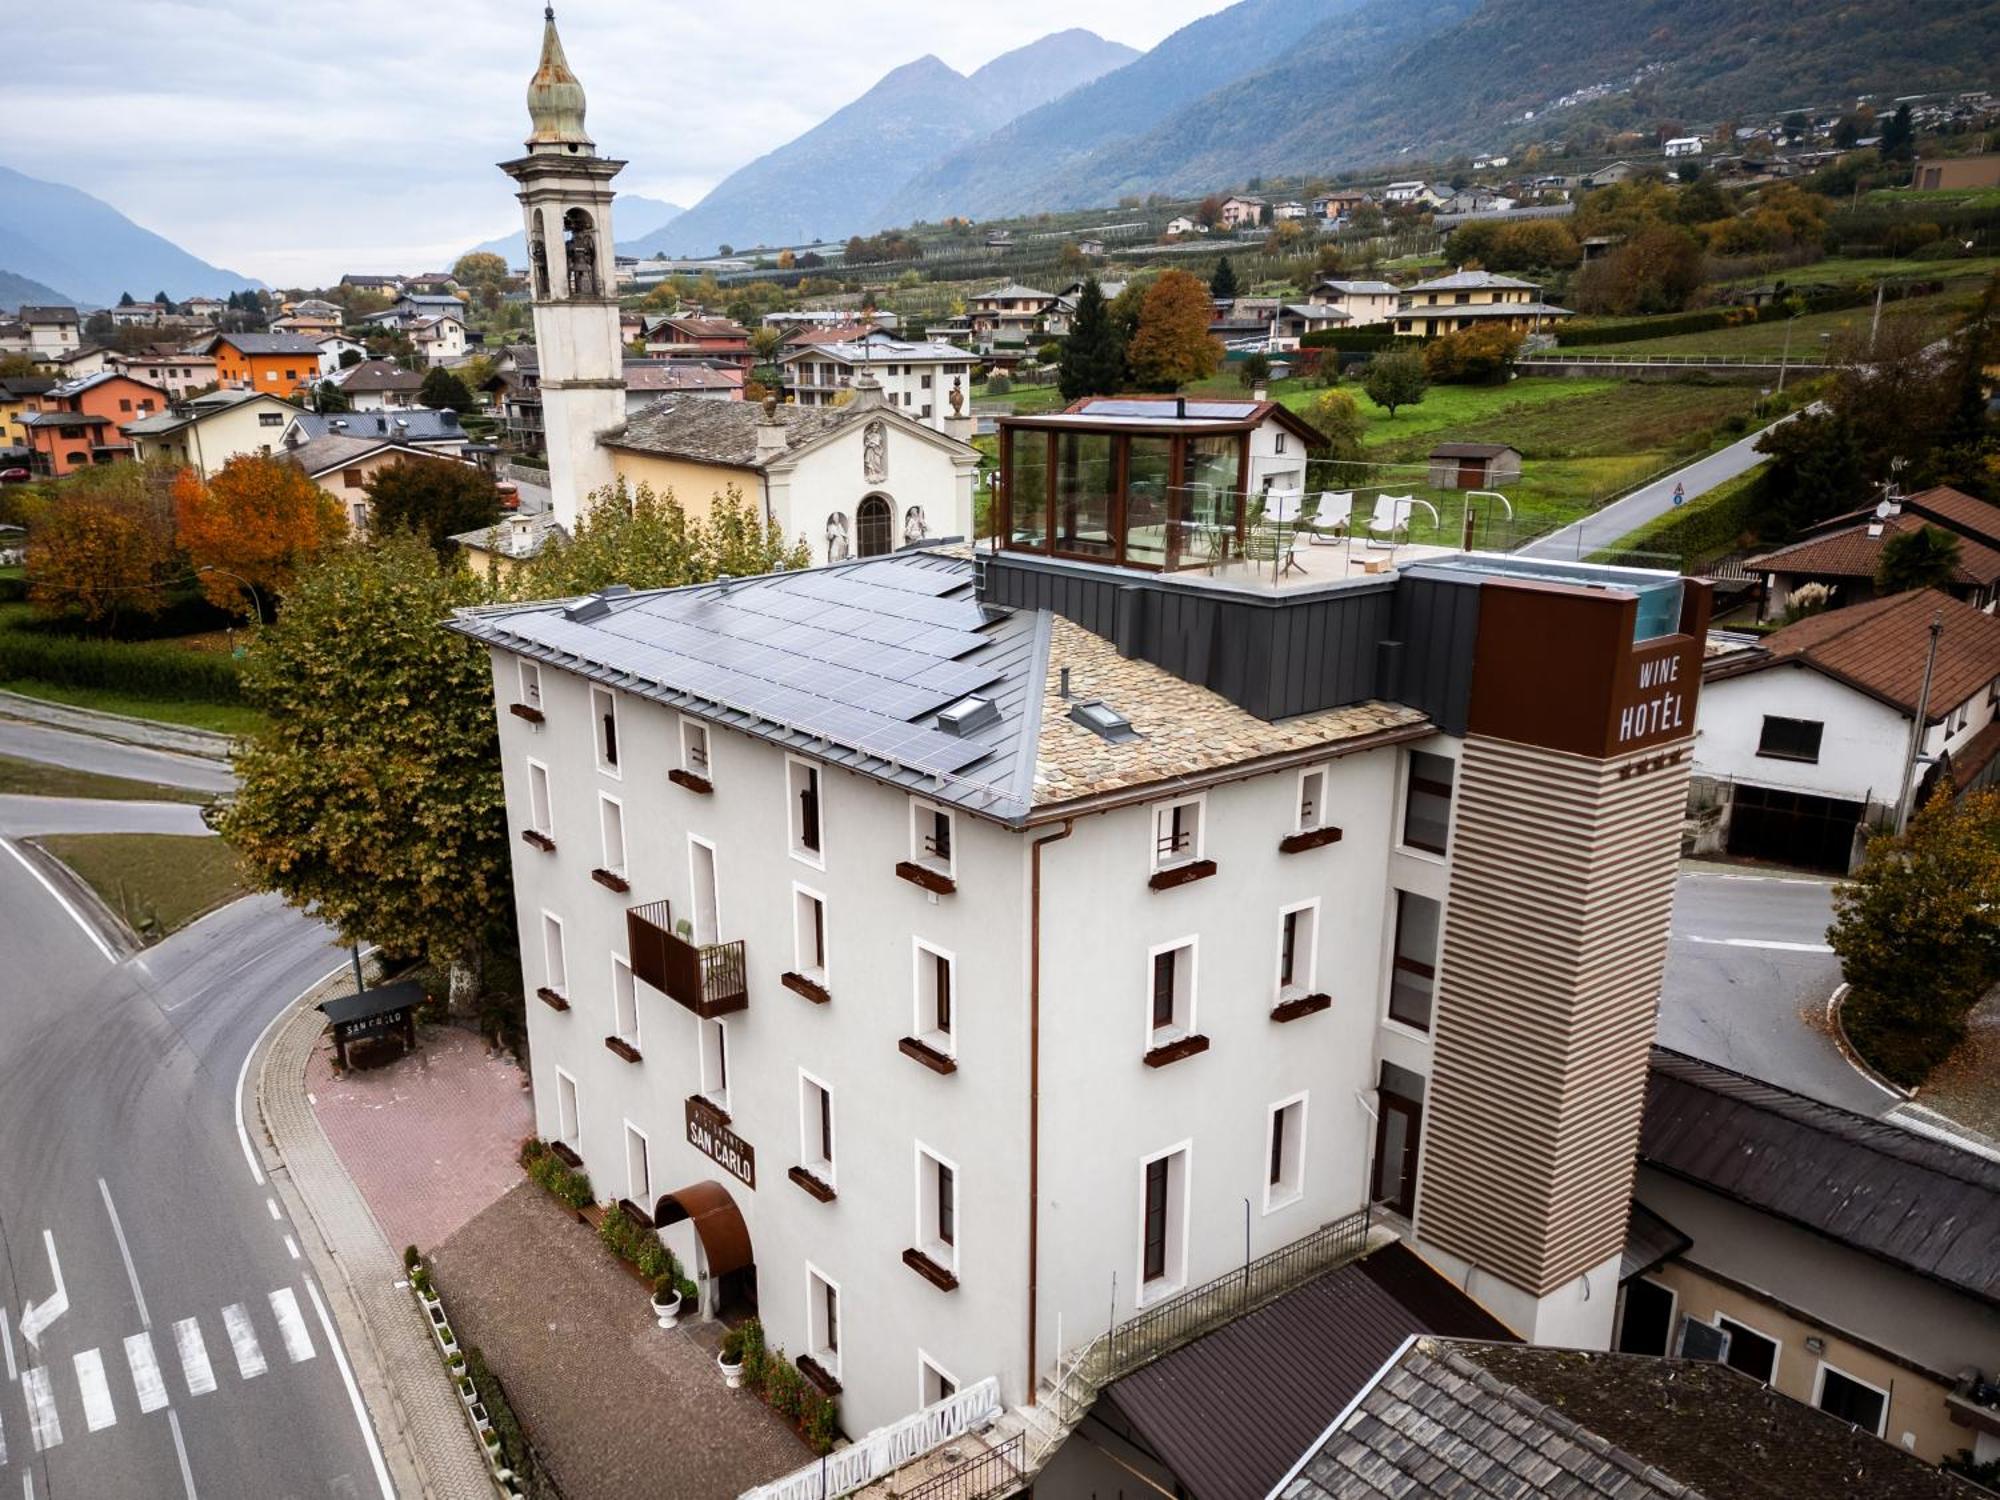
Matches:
[0,467,31,484]
[497,482,520,511]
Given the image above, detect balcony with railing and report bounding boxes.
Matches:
[626,898,748,1018]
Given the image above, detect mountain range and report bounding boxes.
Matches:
[467,195,687,268]
[0,165,260,309]
[656,0,2000,250]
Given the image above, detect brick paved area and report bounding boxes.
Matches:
[434,1180,814,1500]
[307,1021,535,1254]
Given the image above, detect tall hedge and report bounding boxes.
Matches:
[0,632,242,702]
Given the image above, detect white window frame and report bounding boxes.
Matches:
[1145,935,1199,1050]
[554,1066,580,1149]
[1135,1140,1192,1305]
[611,954,639,1049]
[700,1017,729,1112]
[1383,889,1441,1038]
[792,883,831,985]
[913,939,958,1056]
[1811,1359,1889,1438]
[805,1263,842,1379]
[623,1119,651,1206]
[1263,1093,1309,1214]
[917,1350,958,1408]
[598,792,627,878]
[591,686,621,778]
[914,1142,961,1277]
[1295,765,1330,834]
[798,1069,836,1188]
[1275,898,1320,1003]
[680,714,711,778]
[527,757,554,838]
[541,910,568,997]
[909,797,957,882]
[1713,1314,1782,1386]
[1149,792,1206,873]
[517,658,542,712]
[687,833,722,948]
[787,754,825,869]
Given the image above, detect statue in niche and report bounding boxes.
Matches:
[825,512,851,563]
[529,213,550,299]
[947,376,964,416]
[564,209,599,297]
[904,505,927,540]
[862,420,887,483]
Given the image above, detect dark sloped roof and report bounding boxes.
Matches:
[1642,1048,2000,1305]
[336,360,424,393]
[283,434,450,477]
[1904,484,2000,549]
[202,332,325,356]
[1620,1200,1691,1282]
[1429,442,1519,460]
[1748,510,2000,586]
[1100,1243,1514,1500]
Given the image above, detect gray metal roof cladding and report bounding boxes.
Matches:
[1642,1048,2000,1306]
[452,552,1051,819]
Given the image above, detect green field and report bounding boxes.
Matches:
[0,753,214,805]
[1712,255,2000,289]
[0,680,263,736]
[33,832,247,944]
[1571,285,1978,361]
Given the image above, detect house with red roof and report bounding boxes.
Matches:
[1746,486,2000,622]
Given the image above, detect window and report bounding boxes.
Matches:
[1757,715,1823,763]
[680,716,710,777]
[1277,902,1318,999]
[1265,1095,1307,1211]
[258,411,283,426]
[1716,1316,1779,1384]
[1616,1278,1675,1356]
[119,398,132,412]
[1138,1145,1189,1296]
[788,756,823,863]
[541,912,568,997]
[1388,892,1441,1032]
[920,374,933,390]
[793,886,829,981]
[527,760,553,837]
[806,1267,841,1376]
[555,1068,580,1149]
[611,956,638,1049]
[700,1019,729,1110]
[519,660,543,712]
[1148,938,1196,1047]
[1815,1365,1887,1436]
[592,687,620,775]
[624,1121,651,1205]
[1372,1063,1424,1217]
[598,794,626,877]
[1402,750,1455,855]
[911,799,955,879]
[1275,432,1287,454]
[916,1146,960,1274]
[1297,767,1329,832]
[342,467,365,489]
[918,1354,957,1407]
[915,940,956,1053]
[1151,796,1203,871]
[799,1071,835,1184]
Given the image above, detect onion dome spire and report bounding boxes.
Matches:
[526,7,592,149]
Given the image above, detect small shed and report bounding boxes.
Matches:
[1428,442,1522,489]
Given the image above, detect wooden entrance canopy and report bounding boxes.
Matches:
[653,1180,752,1277]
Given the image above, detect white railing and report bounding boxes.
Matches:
[740,1376,1003,1500]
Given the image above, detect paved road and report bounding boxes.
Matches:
[1519,410,1802,562]
[0,720,234,794]
[0,820,392,1496]
[0,796,213,838]
[1657,866,1891,1116]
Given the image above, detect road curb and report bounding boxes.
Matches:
[251,964,500,1500]
[0,689,236,762]
[1824,982,1917,1102]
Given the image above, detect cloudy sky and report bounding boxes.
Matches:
[12,0,1232,288]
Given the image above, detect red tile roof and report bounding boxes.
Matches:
[1903,485,2000,548]
[1747,510,2000,586]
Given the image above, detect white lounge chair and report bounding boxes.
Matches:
[1263,488,1305,524]
[1312,491,1354,540]
[1366,494,1437,547]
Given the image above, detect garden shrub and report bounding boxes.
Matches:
[0,631,243,703]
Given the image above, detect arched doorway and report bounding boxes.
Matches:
[857,494,895,557]
[655,1180,756,1318]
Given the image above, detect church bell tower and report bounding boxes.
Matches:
[499,7,626,530]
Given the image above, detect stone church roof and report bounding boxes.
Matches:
[602,395,854,471]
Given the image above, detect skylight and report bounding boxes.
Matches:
[1069,699,1140,743]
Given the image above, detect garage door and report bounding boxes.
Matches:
[1726,784,1863,873]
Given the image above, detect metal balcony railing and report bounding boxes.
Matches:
[627,899,748,1018]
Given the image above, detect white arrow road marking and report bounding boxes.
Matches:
[17,1234,66,1352]
[73,1349,115,1432]
[173,1318,215,1396]
[268,1289,315,1364]
[1,1306,15,1381]
[220,1304,265,1380]
[21,1367,59,1452]
[124,1332,168,1413]
[1682,935,1835,953]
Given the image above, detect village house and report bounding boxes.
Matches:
[1912,153,2000,191]
[1219,194,1266,228]
[1307,278,1402,327]
[1162,215,1203,237]
[1272,200,1309,221]
[1392,269,1574,338]
[108,302,169,329]
[315,334,369,379]
[408,313,468,367]
[19,306,81,358]
[619,360,744,413]
[271,304,344,340]
[283,435,481,532]
[180,296,227,324]
[330,359,427,411]
[777,336,978,432]
[1382,181,1444,207]
[0,376,56,451]
[1427,441,1522,490]
[1746,486,2000,621]
[121,388,303,475]
[452,508,566,579]
[284,406,474,461]
[966,284,1060,349]
[338,273,405,296]
[20,371,165,476]
[108,347,217,399]
[1311,190,1370,222]
[640,316,755,370]
[1043,279,1128,338]
[1663,136,1705,158]
[194,331,324,396]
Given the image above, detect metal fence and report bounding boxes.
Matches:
[899,1435,1026,1500]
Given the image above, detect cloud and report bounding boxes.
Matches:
[8,0,1229,285]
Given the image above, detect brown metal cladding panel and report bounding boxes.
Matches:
[1420,734,1690,1295]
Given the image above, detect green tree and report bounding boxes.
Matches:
[1303,388,1365,466]
[1879,102,1915,162]
[1238,352,1271,389]
[1753,409,1870,536]
[1360,349,1428,417]
[1209,256,1239,300]
[117,291,134,307]
[418,366,476,413]
[451,251,510,290]
[1875,525,1962,595]
[1125,270,1223,391]
[511,479,808,598]
[364,457,504,556]
[1058,277,1125,401]
[210,533,512,1009]
[313,380,350,414]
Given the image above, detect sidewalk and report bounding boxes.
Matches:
[256,967,500,1500]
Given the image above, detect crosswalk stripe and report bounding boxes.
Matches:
[173,1318,215,1397]
[0,1399,8,1465]
[22,1366,60,1452]
[221,1304,266,1381]
[268,1289,316,1365]
[124,1332,168,1414]
[73,1349,116,1432]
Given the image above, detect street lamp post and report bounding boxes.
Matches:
[197,565,265,625]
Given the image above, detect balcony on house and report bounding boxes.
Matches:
[626,898,748,1018]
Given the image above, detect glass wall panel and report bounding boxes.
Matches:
[1181,435,1242,568]
[1123,436,1175,568]
[1055,432,1115,559]
[1007,430,1048,549]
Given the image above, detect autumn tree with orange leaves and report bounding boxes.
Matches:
[22,462,181,628]
[174,456,345,619]
[1125,269,1224,392]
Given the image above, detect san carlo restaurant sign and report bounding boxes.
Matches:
[685,1095,756,1189]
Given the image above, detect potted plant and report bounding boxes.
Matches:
[718,1327,746,1389]
[458,1374,477,1406]
[651,1274,682,1329]
[676,918,694,941]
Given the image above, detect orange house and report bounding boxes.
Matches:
[21,372,167,477]
[197,332,325,396]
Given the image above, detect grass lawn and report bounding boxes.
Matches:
[32,832,248,944]
[1711,255,2000,288]
[0,753,214,805]
[1571,285,1977,360]
[0,680,264,737]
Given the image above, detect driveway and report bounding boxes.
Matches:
[1658,866,1893,1116]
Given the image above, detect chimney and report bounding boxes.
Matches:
[754,396,787,461]
[1251,386,1268,402]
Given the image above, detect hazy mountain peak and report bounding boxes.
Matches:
[969,29,1141,119]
